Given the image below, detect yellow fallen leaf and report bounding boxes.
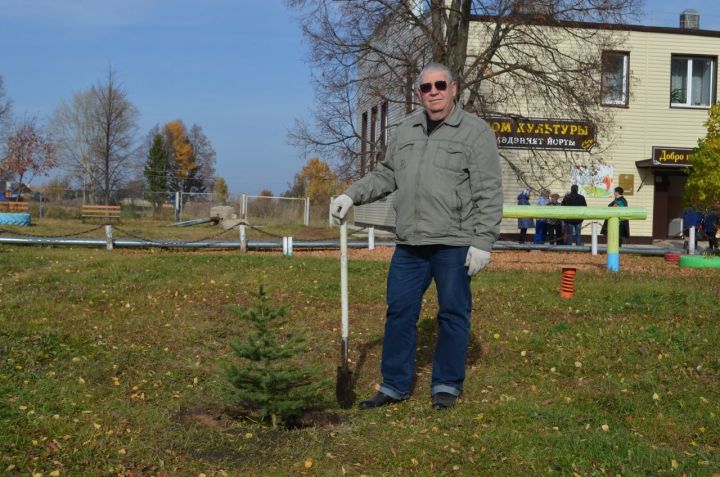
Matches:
[304,458,313,469]
[93,423,101,430]
[118,448,126,455]
[671,459,678,469]
[601,424,609,432]
[411,458,419,466]
[493,333,500,339]
[653,393,659,400]
[520,350,527,357]
[78,377,85,384]
[50,471,60,477]
[574,361,582,368]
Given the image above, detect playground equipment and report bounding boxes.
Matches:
[0,212,31,226]
[502,205,647,272]
[679,255,720,268]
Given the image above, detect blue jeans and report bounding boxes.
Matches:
[379,245,472,399]
[565,222,583,245]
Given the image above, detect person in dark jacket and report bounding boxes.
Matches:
[545,193,563,245]
[560,184,587,245]
[702,207,718,250]
[516,189,534,244]
[601,187,630,245]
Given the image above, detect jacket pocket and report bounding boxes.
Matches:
[433,144,467,172]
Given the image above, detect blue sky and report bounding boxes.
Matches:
[1,0,719,196]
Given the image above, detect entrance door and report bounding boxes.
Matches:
[653,172,687,238]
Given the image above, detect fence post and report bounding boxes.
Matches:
[105,225,113,251]
[174,192,180,222]
[282,237,293,256]
[591,222,598,256]
[689,226,696,255]
[241,194,248,220]
[239,224,247,253]
[304,197,310,227]
[368,227,375,250]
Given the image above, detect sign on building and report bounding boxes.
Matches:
[486,116,596,151]
[651,147,693,167]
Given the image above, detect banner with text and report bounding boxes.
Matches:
[486,116,596,151]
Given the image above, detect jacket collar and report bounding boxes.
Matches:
[411,102,463,129]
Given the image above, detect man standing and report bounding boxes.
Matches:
[330,63,503,410]
[560,184,587,245]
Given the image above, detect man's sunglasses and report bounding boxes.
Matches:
[418,80,448,93]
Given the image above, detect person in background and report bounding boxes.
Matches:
[560,184,587,246]
[517,189,533,244]
[533,189,549,244]
[601,186,630,246]
[682,204,703,252]
[545,193,563,245]
[702,206,718,250]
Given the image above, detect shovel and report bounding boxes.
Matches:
[336,220,355,408]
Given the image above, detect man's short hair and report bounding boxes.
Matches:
[615,186,624,194]
[416,63,454,88]
[570,184,579,193]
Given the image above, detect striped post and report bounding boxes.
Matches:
[606,217,620,272]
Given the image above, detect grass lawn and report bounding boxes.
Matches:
[0,246,718,476]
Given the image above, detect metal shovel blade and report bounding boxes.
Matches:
[336,339,354,409]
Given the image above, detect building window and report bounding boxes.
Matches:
[601,51,629,107]
[670,56,715,107]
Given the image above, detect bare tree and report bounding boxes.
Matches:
[92,68,140,205]
[187,123,217,192]
[51,68,139,205]
[286,0,642,188]
[0,75,13,156]
[50,90,102,203]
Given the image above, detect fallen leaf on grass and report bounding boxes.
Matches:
[304,458,313,469]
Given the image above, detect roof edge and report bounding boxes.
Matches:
[469,14,720,38]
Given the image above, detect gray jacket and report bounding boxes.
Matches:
[345,104,503,252]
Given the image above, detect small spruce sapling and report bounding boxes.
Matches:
[225,286,327,427]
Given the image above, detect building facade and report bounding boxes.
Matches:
[353,13,720,243]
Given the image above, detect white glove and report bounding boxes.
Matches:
[465,247,491,276]
[330,194,354,224]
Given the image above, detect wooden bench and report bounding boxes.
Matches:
[0,201,29,213]
[81,204,122,222]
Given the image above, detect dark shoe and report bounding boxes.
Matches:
[432,392,458,410]
[359,391,402,410]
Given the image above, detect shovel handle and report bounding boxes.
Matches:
[340,220,349,342]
